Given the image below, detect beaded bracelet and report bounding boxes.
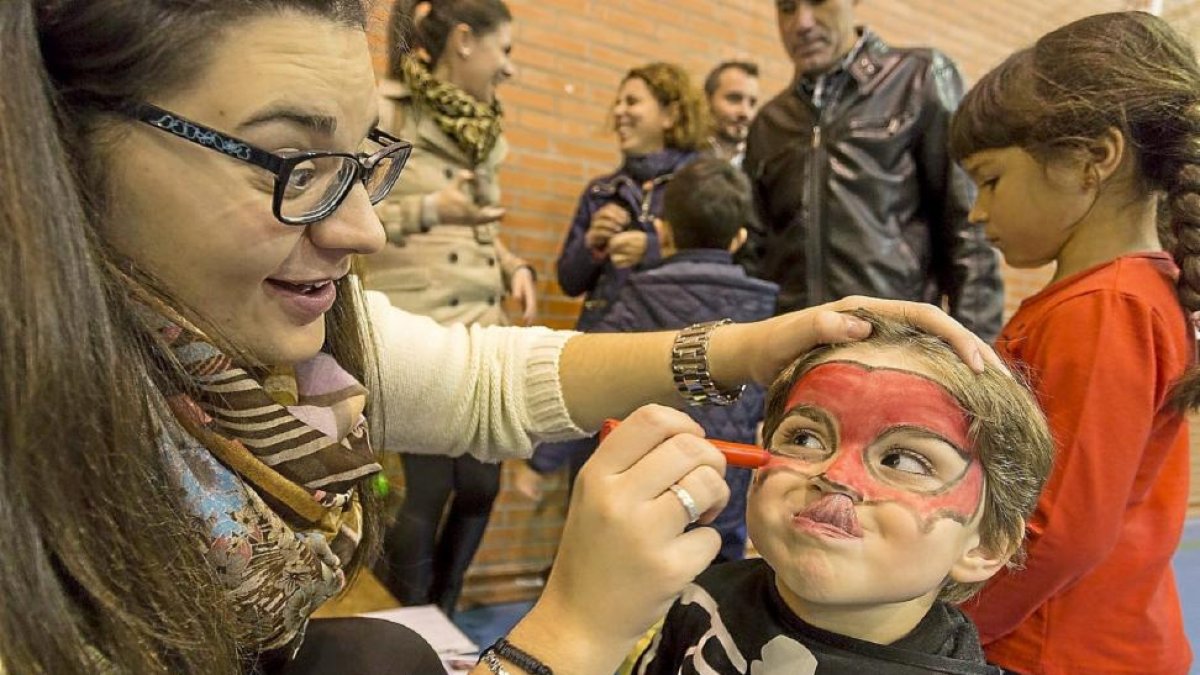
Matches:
[479,637,553,675]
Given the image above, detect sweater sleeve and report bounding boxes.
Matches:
[365,291,586,461]
[557,187,607,297]
[373,96,431,241]
[966,291,1170,642]
[376,193,429,242]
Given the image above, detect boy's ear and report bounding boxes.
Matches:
[655,218,676,253]
[729,227,749,254]
[948,522,1020,585]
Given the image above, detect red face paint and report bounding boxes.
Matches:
[772,361,984,530]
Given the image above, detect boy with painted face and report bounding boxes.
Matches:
[634,312,1053,675]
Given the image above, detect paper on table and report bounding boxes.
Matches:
[359,604,479,658]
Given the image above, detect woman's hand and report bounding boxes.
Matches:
[509,265,538,325]
[606,231,648,269]
[510,461,546,503]
[433,170,505,225]
[504,406,728,673]
[709,296,1003,390]
[584,203,630,251]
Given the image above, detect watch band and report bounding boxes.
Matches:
[671,319,744,407]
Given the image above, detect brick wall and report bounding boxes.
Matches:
[365,1,1200,608]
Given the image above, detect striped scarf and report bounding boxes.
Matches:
[154,316,381,565]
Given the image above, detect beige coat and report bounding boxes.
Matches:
[365,80,523,326]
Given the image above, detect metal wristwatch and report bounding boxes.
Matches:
[671,319,744,406]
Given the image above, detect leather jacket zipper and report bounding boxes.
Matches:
[805,75,850,306]
[806,122,826,306]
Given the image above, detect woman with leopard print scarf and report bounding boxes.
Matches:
[364,0,535,618]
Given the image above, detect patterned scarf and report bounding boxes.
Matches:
[143,301,381,565]
[402,55,503,165]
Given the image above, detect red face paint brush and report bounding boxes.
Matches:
[599,418,770,468]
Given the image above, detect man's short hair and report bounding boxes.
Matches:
[663,157,759,251]
[704,60,760,98]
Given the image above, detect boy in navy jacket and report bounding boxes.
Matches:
[518,157,779,563]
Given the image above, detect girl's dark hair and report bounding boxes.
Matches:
[387,0,512,77]
[949,11,1200,408]
[621,62,710,152]
[2,1,373,672]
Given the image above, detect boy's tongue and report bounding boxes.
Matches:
[799,493,863,537]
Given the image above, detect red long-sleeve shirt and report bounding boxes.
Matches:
[965,253,1192,674]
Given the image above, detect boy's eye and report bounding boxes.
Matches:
[793,430,825,451]
[769,420,832,461]
[879,448,936,477]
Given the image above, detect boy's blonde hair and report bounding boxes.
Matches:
[761,310,1054,603]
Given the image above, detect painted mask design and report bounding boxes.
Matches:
[765,361,983,534]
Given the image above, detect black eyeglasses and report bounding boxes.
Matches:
[123,102,413,225]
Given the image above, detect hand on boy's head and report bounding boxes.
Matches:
[709,297,1002,396]
[824,297,1005,374]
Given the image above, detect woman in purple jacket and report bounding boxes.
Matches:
[556,62,708,331]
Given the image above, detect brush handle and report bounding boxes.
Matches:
[599,418,770,469]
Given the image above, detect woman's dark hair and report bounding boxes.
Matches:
[620,62,710,152]
[948,11,1200,408]
[663,156,759,250]
[2,1,373,672]
[387,0,512,77]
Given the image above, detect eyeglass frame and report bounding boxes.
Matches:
[120,101,413,225]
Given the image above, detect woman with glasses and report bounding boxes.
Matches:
[0,1,999,674]
[366,0,535,620]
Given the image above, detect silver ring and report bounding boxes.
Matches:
[668,484,701,523]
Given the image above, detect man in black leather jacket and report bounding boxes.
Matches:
[741,0,1003,340]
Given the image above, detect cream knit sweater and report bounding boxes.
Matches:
[366,290,586,460]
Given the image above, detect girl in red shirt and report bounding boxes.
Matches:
[948,11,1199,675]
